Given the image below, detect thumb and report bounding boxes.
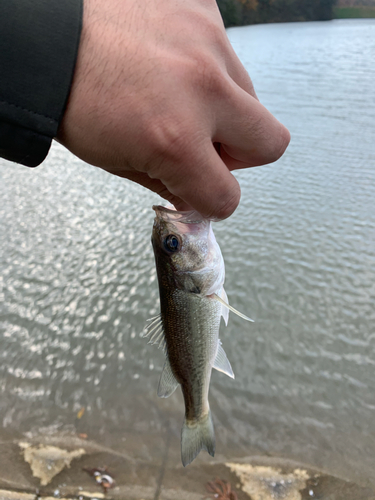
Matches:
[157,142,241,220]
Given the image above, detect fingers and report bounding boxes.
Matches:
[119,153,240,220]
[214,84,290,168]
[118,171,192,211]
[224,43,259,101]
[149,141,241,220]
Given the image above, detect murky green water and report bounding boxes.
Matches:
[1,19,375,490]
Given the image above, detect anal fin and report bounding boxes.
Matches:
[158,358,179,398]
[213,341,234,379]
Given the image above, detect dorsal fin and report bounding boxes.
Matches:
[143,314,167,353]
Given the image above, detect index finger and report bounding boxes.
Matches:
[214,84,290,169]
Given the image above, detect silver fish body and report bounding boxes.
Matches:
[146,205,247,466]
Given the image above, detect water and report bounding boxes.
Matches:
[0,19,374,490]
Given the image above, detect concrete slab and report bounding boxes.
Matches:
[227,463,309,500]
[19,443,85,486]
[0,432,372,500]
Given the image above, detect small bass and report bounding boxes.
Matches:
[145,205,252,466]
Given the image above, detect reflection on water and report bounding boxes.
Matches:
[0,19,375,488]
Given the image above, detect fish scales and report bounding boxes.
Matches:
[161,288,221,421]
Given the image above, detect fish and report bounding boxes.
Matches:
[144,205,253,466]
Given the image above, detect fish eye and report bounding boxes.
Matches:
[164,234,180,252]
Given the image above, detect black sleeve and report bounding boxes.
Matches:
[0,0,83,167]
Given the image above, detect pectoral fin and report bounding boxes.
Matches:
[158,358,179,398]
[213,341,234,379]
[220,288,229,326]
[212,293,254,322]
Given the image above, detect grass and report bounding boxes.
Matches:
[333,6,375,18]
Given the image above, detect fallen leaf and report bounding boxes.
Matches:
[77,407,85,419]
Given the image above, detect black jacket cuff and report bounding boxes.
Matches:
[0,0,83,167]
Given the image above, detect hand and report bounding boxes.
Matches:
[57,0,290,220]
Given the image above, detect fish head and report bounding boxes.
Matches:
[152,205,225,296]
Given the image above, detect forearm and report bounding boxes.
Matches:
[0,0,82,166]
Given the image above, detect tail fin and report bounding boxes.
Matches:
[181,411,215,467]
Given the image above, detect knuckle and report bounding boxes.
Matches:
[205,18,228,50]
[179,27,230,98]
[191,56,229,99]
[146,115,204,178]
[147,117,188,159]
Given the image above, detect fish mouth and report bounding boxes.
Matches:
[152,205,205,224]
